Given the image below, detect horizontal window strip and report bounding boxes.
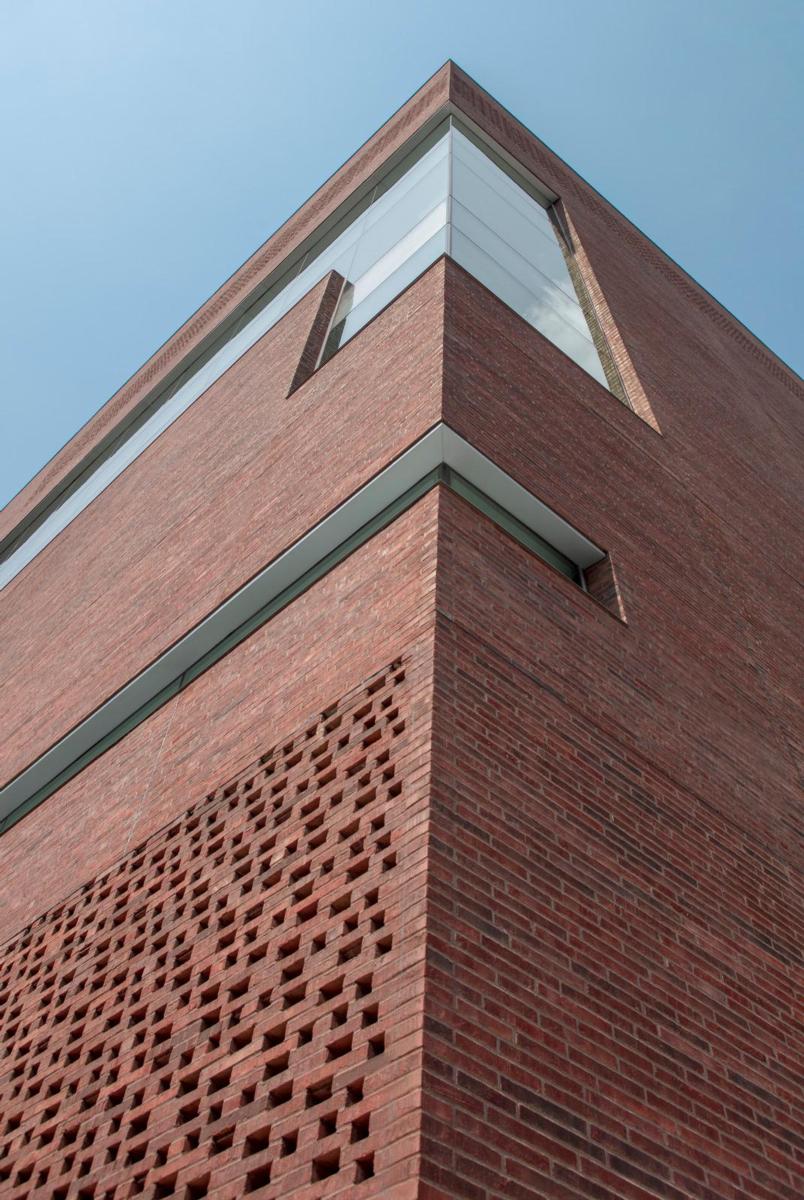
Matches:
[2,115,615,593]
[0,424,603,836]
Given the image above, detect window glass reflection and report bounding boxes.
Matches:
[327,227,448,350]
[314,122,609,390]
[452,130,556,233]
[451,200,592,338]
[450,229,608,386]
[349,201,448,308]
[348,159,449,284]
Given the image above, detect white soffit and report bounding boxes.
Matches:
[0,423,603,828]
[0,110,569,594]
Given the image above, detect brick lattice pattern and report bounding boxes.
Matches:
[0,661,423,1199]
[1,61,801,1200]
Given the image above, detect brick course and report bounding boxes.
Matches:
[1,63,801,1200]
[0,262,445,785]
[0,659,429,1199]
[421,491,802,1200]
[0,490,439,942]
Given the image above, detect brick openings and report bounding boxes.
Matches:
[1,62,801,1200]
[0,661,423,1200]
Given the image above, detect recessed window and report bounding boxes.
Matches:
[0,118,621,592]
[449,128,609,386]
[321,121,613,390]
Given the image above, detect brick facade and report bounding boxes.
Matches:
[422,490,801,1200]
[1,65,801,1200]
[0,658,430,1199]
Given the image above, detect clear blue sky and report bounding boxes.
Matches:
[1,0,801,510]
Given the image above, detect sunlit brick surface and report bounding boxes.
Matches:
[1,61,801,1200]
[0,661,425,1199]
[420,494,803,1200]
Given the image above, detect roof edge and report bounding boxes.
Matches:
[3,59,801,550]
[0,62,457,545]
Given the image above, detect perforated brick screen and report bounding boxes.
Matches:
[0,660,425,1199]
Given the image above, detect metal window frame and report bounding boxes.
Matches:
[0,108,565,589]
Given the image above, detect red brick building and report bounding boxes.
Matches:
[0,63,801,1200]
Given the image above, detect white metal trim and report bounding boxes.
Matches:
[0,423,602,827]
[442,427,601,568]
[0,110,565,591]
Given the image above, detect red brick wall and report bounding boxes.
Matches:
[3,479,800,1200]
[0,494,438,943]
[421,489,802,1200]
[0,657,429,1200]
[1,63,801,1200]
[0,263,445,786]
[442,260,801,850]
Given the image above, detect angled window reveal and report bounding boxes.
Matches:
[1,118,623,591]
[323,122,614,390]
[449,128,610,386]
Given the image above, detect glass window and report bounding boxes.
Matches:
[322,122,611,390]
[326,226,449,353]
[0,117,617,592]
[451,200,593,339]
[450,228,608,386]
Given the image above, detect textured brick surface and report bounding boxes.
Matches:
[0,495,438,942]
[0,262,445,785]
[442,259,802,850]
[1,61,802,1200]
[0,661,427,1199]
[421,490,802,1200]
